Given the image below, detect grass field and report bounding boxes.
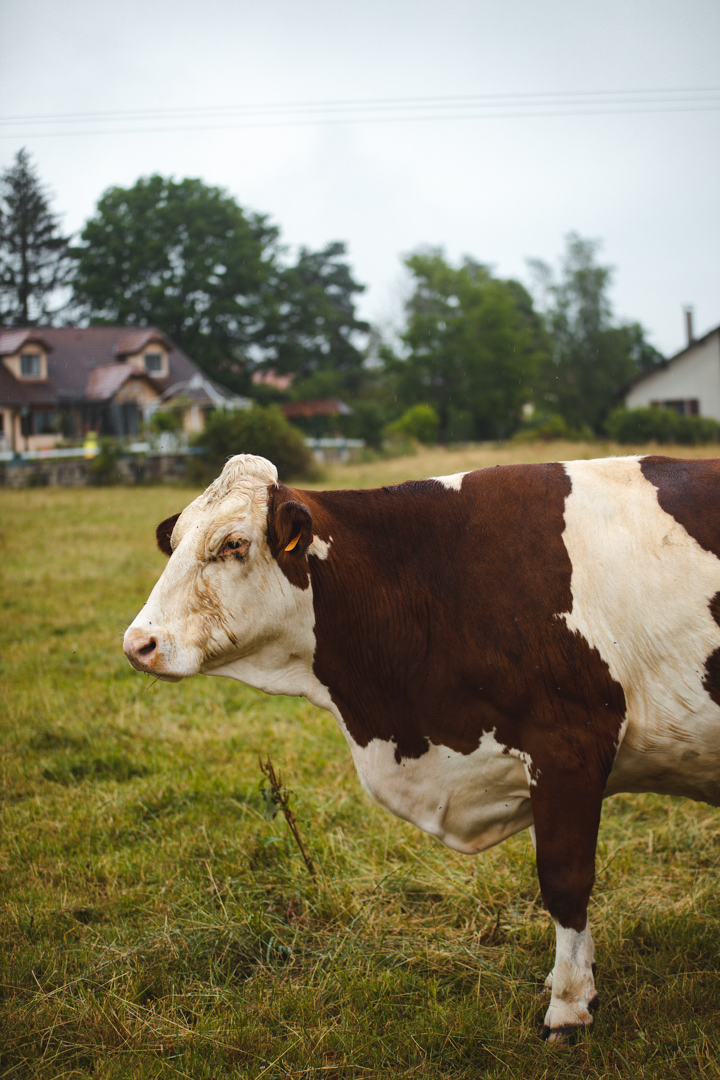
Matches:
[2,441,720,1078]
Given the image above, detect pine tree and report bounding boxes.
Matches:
[0,148,73,325]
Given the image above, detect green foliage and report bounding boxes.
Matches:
[514,410,595,442]
[261,241,369,391]
[340,399,389,450]
[386,403,440,444]
[530,235,664,433]
[72,174,279,382]
[189,405,316,484]
[0,148,73,325]
[71,177,369,397]
[88,437,122,484]
[606,407,720,446]
[395,249,548,443]
[149,408,184,435]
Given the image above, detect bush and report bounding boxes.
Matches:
[88,438,122,485]
[341,400,388,450]
[605,407,720,446]
[149,408,184,435]
[189,406,317,485]
[513,413,593,443]
[675,414,720,445]
[385,404,439,445]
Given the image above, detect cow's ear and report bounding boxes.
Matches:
[156,513,181,557]
[268,497,313,560]
[266,486,313,562]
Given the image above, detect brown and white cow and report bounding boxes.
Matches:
[124,453,720,1041]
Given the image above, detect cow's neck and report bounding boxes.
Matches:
[298,483,465,757]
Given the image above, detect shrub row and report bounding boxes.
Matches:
[605,407,720,446]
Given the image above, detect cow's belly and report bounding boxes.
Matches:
[346,731,534,854]
[606,695,720,804]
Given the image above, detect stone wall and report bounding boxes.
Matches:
[0,454,190,488]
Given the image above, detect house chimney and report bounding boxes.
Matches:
[684,306,694,347]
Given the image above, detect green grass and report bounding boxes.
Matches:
[2,446,720,1078]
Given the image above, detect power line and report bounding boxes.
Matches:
[1,101,718,140]
[1,86,719,126]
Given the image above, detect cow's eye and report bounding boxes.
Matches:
[218,538,248,559]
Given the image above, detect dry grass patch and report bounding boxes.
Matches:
[316,439,720,490]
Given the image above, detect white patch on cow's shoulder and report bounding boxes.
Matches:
[308,535,331,559]
[429,471,468,492]
[561,456,720,803]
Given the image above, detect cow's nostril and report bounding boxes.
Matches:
[139,639,157,657]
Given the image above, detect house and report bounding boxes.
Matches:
[624,314,720,419]
[150,372,250,434]
[0,326,249,453]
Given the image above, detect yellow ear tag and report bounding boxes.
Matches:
[284,532,302,552]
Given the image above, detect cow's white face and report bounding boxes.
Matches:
[123,454,324,696]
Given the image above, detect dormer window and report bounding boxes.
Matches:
[20,353,42,377]
[144,352,163,374]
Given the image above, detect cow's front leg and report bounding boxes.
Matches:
[543,919,595,991]
[529,824,596,999]
[543,920,598,1041]
[530,775,602,1043]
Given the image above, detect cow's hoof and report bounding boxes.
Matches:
[541,1023,581,1045]
[542,999,594,1043]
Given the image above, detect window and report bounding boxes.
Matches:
[651,399,699,416]
[144,352,163,373]
[33,410,60,435]
[20,353,41,377]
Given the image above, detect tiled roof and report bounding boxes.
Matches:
[85,364,160,401]
[157,372,250,409]
[0,329,54,356]
[114,329,172,357]
[0,363,55,407]
[0,326,202,408]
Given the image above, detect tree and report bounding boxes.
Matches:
[71,176,370,397]
[0,148,73,325]
[71,175,279,382]
[262,241,369,396]
[394,249,547,443]
[529,234,663,432]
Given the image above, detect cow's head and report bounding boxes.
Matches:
[123,454,325,693]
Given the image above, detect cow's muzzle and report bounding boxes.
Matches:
[123,627,181,681]
[124,627,159,670]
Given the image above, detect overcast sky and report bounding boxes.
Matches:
[1,0,718,356]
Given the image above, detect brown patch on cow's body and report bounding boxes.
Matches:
[640,456,720,708]
[270,464,627,931]
[703,592,720,707]
[640,456,720,560]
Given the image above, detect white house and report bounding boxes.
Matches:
[624,315,720,419]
